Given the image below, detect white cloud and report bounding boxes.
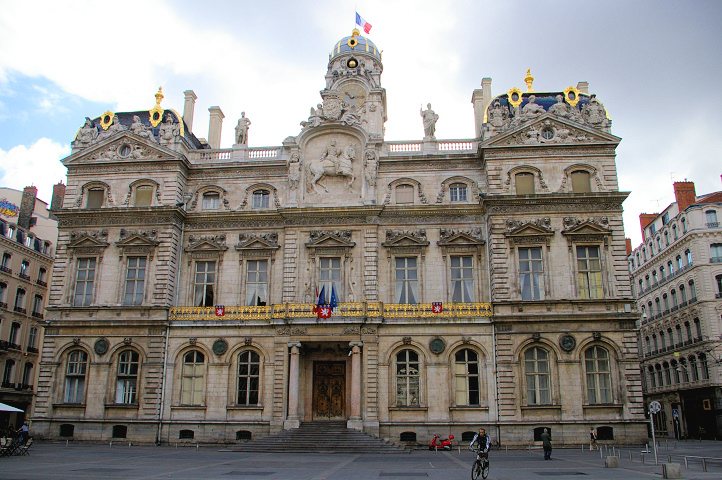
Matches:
[0,139,69,203]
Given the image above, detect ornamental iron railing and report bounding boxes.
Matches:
[169,302,492,321]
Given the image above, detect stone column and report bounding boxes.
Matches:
[348,341,363,430]
[284,342,302,429]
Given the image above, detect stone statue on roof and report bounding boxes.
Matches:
[130,115,156,142]
[235,112,251,145]
[420,103,439,139]
[73,117,98,148]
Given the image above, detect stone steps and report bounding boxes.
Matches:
[223,421,408,454]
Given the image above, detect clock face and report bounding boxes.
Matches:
[341,84,367,108]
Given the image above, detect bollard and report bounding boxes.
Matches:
[196,443,199,449]
[600,448,603,459]
[684,457,688,469]
[629,451,632,461]
[66,439,68,448]
[702,458,707,472]
[110,441,112,448]
[128,442,131,449]
[641,453,645,464]
[175,443,178,449]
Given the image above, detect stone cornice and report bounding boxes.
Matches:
[0,235,54,263]
[54,206,186,228]
[484,192,629,214]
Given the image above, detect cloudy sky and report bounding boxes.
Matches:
[1,0,720,246]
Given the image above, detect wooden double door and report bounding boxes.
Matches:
[312,361,345,420]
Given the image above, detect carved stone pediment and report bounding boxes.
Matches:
[561,217,611,247]
[504,218,555,246]
[483,115,619,148]
[382,229,429,248]
[116,229,160,259]
[305,230,356,253]
[186,235,228,252]
[67,230,110,257]
[64,132,180,165]
[437,228,485,246]
[236,233,280,258]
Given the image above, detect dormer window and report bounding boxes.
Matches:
[395,184,414,204]
[449,183,467,202]
[515,173,535,194]
[570,170,591,193]
[252,190,270,209]
[86,188,105,208]
[202,192,220,210]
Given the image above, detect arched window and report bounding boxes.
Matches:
[699,354,710,380]
[675,325,683,346]
[663,362,671,385]
[454,349,480,406]
[237,350,260,405]
[654,298,660,315]
[648,366,656,388]
[515,172,535,194]
[252,189,270,209]
[681,217,687,233]
[642,248,647,261]
[449,183,468,202]
[524,347,551,405]
[688,279,696,300]
[684,321,692,342]
[679,358,689,382]
[585,346,611,403]
[652,334,658,351]
[395,349,420,406]
[667,260,674,276]
[570,170,591,193]
[671,289,678,307]
[693,318,702,339]
[664,231,669,246]
[22,362,33,388]
[685,249,692,266]
[662,294,669,312]
[672,223,678,239]
[64,350,88,403]
[181,351,205,405]
[655,364,663,386]
[652,271,658,285]
[671,360,679,383]
[2,359,15,385]
[660,265,665,280]
[116,350,139,404]
[657,236,663,251]
[689,356,699,381]
[659,331,665,350]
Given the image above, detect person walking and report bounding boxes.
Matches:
[589,427,599,451]
[541,428,552,460]
[17,421,29,444]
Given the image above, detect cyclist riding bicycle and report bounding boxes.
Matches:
[469,427,491,458]
[469,427,491,479]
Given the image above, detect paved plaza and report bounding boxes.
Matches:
[1,440,721,479]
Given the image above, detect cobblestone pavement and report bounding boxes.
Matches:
[1,440,721,479]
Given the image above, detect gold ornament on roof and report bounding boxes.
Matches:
[524,69,534,92]
[99,110,115,130]
[347,28,360,48]
[149,87,165,127]
[507,87,523,108]
[563,86,581,107]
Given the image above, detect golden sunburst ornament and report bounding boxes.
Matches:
[507,87,523,108]
[99,111,115,130]
[149,87,164,127]
[563,86,581,107]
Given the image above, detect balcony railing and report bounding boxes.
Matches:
[0,302,7,310]
[169,302,493,321]
[0,266,11,274]
[13,306,26,314]
[26,346,39,354]
[18,273,30,281]
[36,279,47,287]
[706,222,719,228]
[31,311,44,319]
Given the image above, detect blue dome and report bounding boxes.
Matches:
[331,29,381,61]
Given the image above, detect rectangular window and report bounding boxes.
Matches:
[577,246,602,299]
[194,261,215,307]
[450,256,473,302]
[9,322,20,344]
[395,257,418,304]
[449,184,467,202]
[570,171,591,193]
[73,258,96,306]
[27,327,38,349]
[515,173,535,194]
[32,294,43,317]
[123,257,146,306]
[252,191,270,209]
[662,213,670,225]
[395,185,414,204]
[519,247,544,300]
[14,288,25,311]
[319,257,341,302]
[86,189,104,208]
[202,193,220,210]
[245,259,268,306]
[0,282,5,304]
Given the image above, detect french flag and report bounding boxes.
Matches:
[355,12,372,34]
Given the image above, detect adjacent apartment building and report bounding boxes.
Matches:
[630,179,722,439]
[0,185,61,429]
[31,29,646,446]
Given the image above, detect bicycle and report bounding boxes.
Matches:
[470,448,489,479]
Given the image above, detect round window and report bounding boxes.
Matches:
[119,144,132,157]
[541,128,554,140]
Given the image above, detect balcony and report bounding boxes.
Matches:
[0,340,8,350]
[689,296,697,304]
[18,273,30,281]
[169,301,494,321]
[36,279,47,287]
[7,342,21,350]
[706,222,719,228]
[0,266,11,274]
[1,381,13,389]
[0,301,7,310]
[31,311,43,319]
[13,306,26,314]
[26,346,39,354]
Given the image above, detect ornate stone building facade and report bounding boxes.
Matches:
[33,30,646,446]
[1,186,59,429]
[631,180,722,439]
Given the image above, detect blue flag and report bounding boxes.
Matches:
[316,286,326,309]
[329,285,338,311]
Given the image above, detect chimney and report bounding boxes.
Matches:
[639,213,657,240]
[183,90,197,132]
[18,186,37,230]
[673,181,696,211]
[207,106,224,149]
[625,238,632,256]
[471,78,492,138]
[577,81,589,94]
[50,182,66,217]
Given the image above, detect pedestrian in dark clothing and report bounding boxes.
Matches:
[541,428,552,460]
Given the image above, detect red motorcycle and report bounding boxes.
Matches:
[429,433,454,450]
